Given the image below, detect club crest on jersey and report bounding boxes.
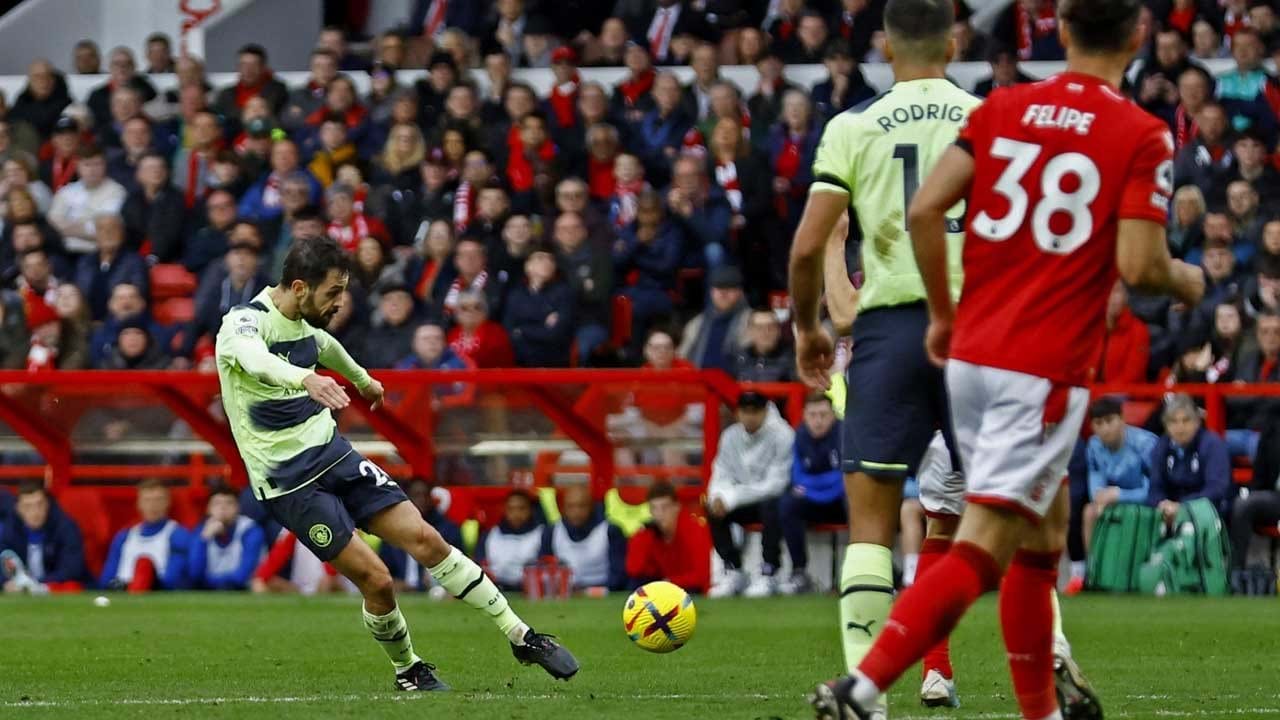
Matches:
[309,523,333,548]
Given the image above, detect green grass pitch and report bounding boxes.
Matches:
[2,593,1277,719]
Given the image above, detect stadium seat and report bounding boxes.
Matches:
[149,264,197,301]
[153,297,195,325]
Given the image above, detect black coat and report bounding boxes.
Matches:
[9,82,71,139]
[363,320,419,369]
[121,185,188,261]
[86,76,158,131]
[503,280,575,367]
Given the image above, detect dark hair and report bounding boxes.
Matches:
[1058,0,1143,54]
[647,482,678,502]
[207,483,237,500]
[737,390,769,410]
[521,109,548,128]
[804,392,833,407]
[280,236,351,288]
[293,205,324,224]
[139,150,168,166]
[1258,253,1280,279]
[310,47,338,61]
[146,32,170,47]
[1089,396,1123,420]
[884,0,955,42]
[16,480,45,497]
[238,43,268,62]
[76,143,104,160]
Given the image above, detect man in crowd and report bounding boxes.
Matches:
[543,485,628,592]
[778,393,845,595]
[49,145,127,255]
[72,214,147,321]
[100,479,192,592]
[680,266,751,372]
[729,309,795,383]
[625,482,711,594]
[1150,394,1234,523]
[0,481,88,593]
[188,485,265,591]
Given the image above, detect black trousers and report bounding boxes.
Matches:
[1230,490,1280,570]
[708,501,782,574]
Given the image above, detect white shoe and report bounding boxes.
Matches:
[779,572,814,595]
[708,569,749,598]
[920,668,960,708]
[742,574,777,598]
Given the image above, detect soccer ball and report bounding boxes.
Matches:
[622,581,696,653]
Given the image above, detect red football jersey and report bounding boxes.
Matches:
[950,72,1174,386]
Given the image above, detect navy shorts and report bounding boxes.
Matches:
[841,302,953,478]
[263,450,408,562]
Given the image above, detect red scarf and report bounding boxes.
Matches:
[447,321,514,368]
[1015,2,1058,60]
[50,155,77,191]
[444,270,487,314]
[774,133,803,218]
[327,213,373,253]
[775,17,795,41]
[548,73,580,129]
[617,69,655,107]
[415,258,443,301]
[234,72,275,109]
[587,155,617,200]
[611,178,648,228]
[714,160,743,212]
[1174,104,1200,150]
[506,127,556,193]
[185,149,212,209]
[1168,6,1195,35]
[453,181,475,232]
[306,103,368,129]
[1224,9,1247,42]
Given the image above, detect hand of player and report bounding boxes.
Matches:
[303,373,350,411]
[201,518,225,541]
[1172,260,1206,306]
[924,316,953,368]
[794,326,835,391]
[1158,499,1180,524]
[359,378,386,411]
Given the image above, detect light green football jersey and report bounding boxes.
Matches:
[810,78,980,313]
[215,287,372,500]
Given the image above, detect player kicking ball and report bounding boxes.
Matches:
[215,237,578,691]
[810,0,1203,718]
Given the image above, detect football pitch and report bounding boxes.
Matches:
[2,594,1277,719]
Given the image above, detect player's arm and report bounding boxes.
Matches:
[821,211,859,336]
[315,329,375,391]
[789,114,857,389]
[216,309,349,410]
[907,145,975,365]
[1116,128,1206,307]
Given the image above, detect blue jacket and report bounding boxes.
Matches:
[614,220,683,292]
[100,519,193,590]
[394,348,467,371]
[73,251,149,321]
[671,186,733,266]
[0,503,87,583]
[89,313,172,367]
[633,108,692,185]
[186,517,265,590]
[237,171,321,222]
[791,420,844,504]
[1086,426,1158,503]
[503,280,575,368]
[1148,427,1233,515]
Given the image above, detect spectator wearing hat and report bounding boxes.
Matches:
[546,46,582,132]
[9,59,71,142]
[1081,397,1159,553]
[121,152,186,262]
[447,288,515,368]
[706,390,795,598]
[520,14,558,68]
[213,44,288,119]
[504,246,574,367]
[282,49,339,132]
[40,116,81,193]
[187,223,269,354]
[86,47,157,132]
[552,210,613,364]
[98,315,170,369]
[71,214,144,322]
[811,41,876,120]
[416,52,461,131]
[974,44,1036,97]
[235,117,276,181]
[362,284,424,369]
[611,43,657,127]
[625,482,711,594]
[49,146,126,256]
[238,140,320,223]
[23,298,67,371]
[634,72,692,189]
[680,265,751,372]
[87,283,168,367]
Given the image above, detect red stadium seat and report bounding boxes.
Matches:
[150,264,197,301]
[153,297,195,325]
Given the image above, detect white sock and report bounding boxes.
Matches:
[426,546,530,645]
[1070,561,1086,579]
[903,553,919,586]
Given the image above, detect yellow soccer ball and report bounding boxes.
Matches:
[622,581,697,653]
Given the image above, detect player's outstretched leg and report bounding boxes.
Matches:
[330,535,449,692]
[370,502,579,680]
[917,520,959,709]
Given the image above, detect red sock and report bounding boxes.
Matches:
[917,537,954,680]
[127,557,156,594]
[859,542,1002,691]
[1000,549,1060,720]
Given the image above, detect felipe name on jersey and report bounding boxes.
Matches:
[1020,103,1097,135]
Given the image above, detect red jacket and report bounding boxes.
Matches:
[1092,309,1150,383]
[625,512,711,594]
[448,321,515,368]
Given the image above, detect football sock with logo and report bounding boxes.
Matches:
[858,542,1002,693]
[839,543,895,674]
[362,603,422,673]
[1000,550,1060,720]
[917,537,954,680]
[428,546,530,644]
